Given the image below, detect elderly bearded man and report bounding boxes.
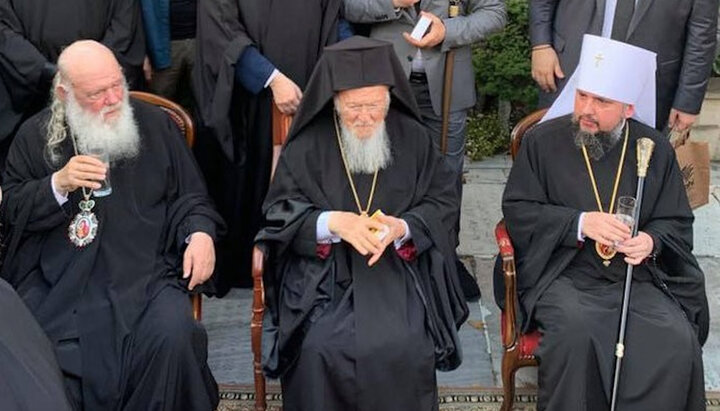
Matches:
[501,35,708,410]
[256,37,469,411]
[1,40,223,410]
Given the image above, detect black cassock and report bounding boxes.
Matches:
[1,100,223,410]
[0,278,72,410]
[500,115,709,410]
[0,0,144,172]
[193,0,341,292]
[256,37,469,411]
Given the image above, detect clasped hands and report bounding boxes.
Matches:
[327,211,407,266]
[581,212,654,265]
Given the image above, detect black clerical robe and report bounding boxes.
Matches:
[501,115,708,410]
[0,0,145,167]
[256,104,468,411]
[1,100,223,410]
[193,0,341,292]
[0,278,72,411]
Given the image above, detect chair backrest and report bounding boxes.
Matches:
[509,108,548,160]
[129,91,195,148]
[128,91,201,321]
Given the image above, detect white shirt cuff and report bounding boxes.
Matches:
[317,211,342,244]
[51,174,69,206]
[577,212,586,242]
[264,69,280,89]
[393,219,412,249]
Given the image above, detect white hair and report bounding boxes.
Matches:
[45,73,140,165]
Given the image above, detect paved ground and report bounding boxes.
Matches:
[205,157,720,390]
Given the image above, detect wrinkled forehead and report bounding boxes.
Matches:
[336,85,389,105]
[62,49,124,91]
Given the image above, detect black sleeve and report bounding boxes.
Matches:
[0,0,53,111]
[1,119,71,234]
[161,113,221,247]
[102,0,146,84]
[528,0,558,46]
[502,130,582,254]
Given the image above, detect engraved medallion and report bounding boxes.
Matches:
[68,199,98,247]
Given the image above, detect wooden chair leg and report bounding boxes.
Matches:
[501,351,519,411]
[251,247,267,411]
[191,294,202,321]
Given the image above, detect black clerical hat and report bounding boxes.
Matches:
[288,36,420,141]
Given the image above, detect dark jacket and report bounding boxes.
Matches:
[530,0,719,129]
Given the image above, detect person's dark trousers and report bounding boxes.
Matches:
[409,72,480,301]
[149,38,196,110]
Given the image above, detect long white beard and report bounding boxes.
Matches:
[339,120,392,174]
[65,90,140,163]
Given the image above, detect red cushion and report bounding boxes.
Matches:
[500,312,541,358]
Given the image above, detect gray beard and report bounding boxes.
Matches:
[572,118,625,160]
[65,90,140,163]
[339,120,392,174]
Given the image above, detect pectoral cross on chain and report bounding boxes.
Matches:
[594,53,604,68]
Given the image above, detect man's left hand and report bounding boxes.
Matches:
[367,214,407,266]
[403,12,446,49]
[615,231,654,265]
[183,232,216,291]
[667,108,698,132]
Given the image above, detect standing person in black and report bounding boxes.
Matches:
[193,0,349,292]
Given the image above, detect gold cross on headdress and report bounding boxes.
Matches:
[594,53,604,68]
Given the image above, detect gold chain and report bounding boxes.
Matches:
[333,114,379,215]
[581,123,629,214]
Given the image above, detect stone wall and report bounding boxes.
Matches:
[693,77,720,161]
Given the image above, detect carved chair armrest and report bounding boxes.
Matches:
[494,219,519,349]
[251,246,267,411]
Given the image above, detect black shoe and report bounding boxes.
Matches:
[456,257,481,302]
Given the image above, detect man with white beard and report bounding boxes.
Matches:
[256,36,468,411]
[1,40,223,411]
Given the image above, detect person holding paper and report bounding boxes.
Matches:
[256,37,468,411]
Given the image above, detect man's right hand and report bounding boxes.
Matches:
[393,0,419,8]
[52,155,107,196]
[270,72,303,115]
[581,211,632,247]
[531,46,564,93]
[327,211,386,257]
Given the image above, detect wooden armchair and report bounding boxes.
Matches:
[495,108,547,411]
[250,105,292,411]
[129,91,201,321]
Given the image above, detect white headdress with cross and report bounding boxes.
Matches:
[542,34,657,128]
